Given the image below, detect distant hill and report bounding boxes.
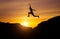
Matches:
[34,16,60,39]
[0,22,32,39]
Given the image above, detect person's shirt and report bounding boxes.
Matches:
[29,6,33,12]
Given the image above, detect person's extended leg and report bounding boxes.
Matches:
[34,15,39,18]
[31,12,39,18]
[31,13,35,17]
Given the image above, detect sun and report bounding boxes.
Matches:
[21,22,28,27]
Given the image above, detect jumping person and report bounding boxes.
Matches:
[28,4,39,18]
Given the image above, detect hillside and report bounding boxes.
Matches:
[0,22,32,39]
[34,16,60,39]
[0,16,60,39]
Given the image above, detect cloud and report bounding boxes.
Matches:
[35,0,60,9]
[0,0,25,17]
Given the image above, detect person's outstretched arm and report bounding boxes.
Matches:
[33,9,36,11]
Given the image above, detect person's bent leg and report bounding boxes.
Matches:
[28,12,30,17]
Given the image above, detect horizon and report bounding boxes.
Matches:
[0,16,59,28]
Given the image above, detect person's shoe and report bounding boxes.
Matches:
[38,16,39,18]
[28,15,29,17]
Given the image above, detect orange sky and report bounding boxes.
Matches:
[0,0,60,28]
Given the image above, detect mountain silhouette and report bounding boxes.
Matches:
[0,22,33,39]
[0,16,60,39]
[34,16,60,39]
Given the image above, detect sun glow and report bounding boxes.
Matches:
[21,22,28,27]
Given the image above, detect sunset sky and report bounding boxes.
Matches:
[0,0,60,28]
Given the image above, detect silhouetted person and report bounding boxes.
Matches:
[28,4,39,18]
